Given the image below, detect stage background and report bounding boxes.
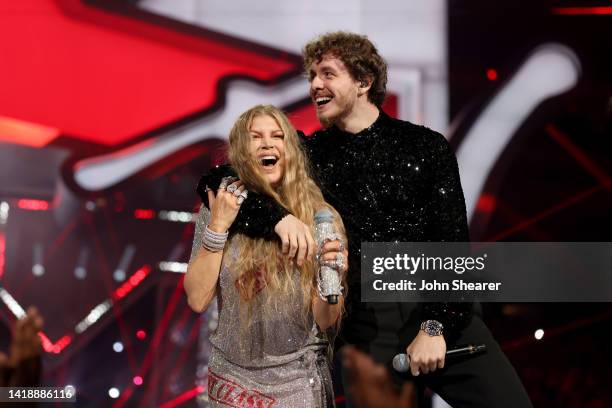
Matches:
[0,0,611,406]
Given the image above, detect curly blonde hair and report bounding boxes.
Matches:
[226,105,346,330]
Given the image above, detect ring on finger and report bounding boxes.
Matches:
[227,183,238,193]
[236,190,248,203]
[232,187,243,197]
[220,176,236,190]
[324,259,337,268]
[335,252,345,270]
[324,258,342,270]
[328,234,345,252]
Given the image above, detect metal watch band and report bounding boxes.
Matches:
[420,319,444,336]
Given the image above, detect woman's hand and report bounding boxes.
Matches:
[208,179,245,232]
[312,239,347,330]
[319,240,349,278]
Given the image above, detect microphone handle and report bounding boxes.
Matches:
[314,209,342,303]
[445,344,487,357]
[392,344,487,373]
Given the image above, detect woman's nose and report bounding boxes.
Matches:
[261,135,273,148]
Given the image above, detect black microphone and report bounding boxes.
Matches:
[314,209,342,304]
[392,344,487,373]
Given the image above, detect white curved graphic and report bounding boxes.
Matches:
[73,77,307,191]
[456,44,581,221]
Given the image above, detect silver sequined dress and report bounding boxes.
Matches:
[190,206,334,408]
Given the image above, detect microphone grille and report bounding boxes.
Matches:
[314,208,334,224]
[392,353,409,372]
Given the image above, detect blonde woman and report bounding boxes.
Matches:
[185,105,347,407]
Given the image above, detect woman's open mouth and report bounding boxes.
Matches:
[259,155,279,169]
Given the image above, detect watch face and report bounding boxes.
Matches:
[424,320,442,335]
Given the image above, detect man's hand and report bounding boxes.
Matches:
[406,330,446,376]
[274,215,316,266]
[208,180,244,232]
[343,346,415,408]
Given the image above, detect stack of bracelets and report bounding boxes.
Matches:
[202,225,228,252]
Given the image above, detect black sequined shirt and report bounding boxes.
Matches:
[197,111,473,352]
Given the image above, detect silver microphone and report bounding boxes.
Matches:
[392,353,410,372]
[393,344,487,373]
[314,209,342,304]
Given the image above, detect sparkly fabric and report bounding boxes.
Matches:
[190,204,210,264]
[197,164,289,239]
[197,110,473,352]
[190,206,334,407]
[299,112,473,339]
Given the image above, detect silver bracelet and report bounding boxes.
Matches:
[202,225,228,252]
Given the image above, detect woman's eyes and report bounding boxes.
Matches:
[250,133,283,139]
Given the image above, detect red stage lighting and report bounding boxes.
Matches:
[0,115,59,148]
[0,233,5,279]
[553,6,612,15]
[134,209,156,219]
[486,69,498,81]
[17,199,50,211]
[476,193,497,213]
[113,265,151,300]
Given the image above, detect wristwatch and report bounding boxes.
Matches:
[420,320,444,336]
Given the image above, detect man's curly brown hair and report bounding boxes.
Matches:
[303,32,388,107]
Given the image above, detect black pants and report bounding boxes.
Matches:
[339,314,532,408]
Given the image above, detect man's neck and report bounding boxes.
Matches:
[335,102,380,134]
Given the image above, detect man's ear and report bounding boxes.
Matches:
[358,76,373,96]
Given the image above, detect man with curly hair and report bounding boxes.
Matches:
[203,31,532,407]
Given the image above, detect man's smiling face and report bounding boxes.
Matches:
[308,54,361,127]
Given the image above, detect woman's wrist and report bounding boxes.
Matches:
[208,221,228,233]
[202,225,229,252]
